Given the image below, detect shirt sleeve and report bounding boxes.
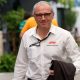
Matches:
[65,32,80,75]
[12,39,28,80]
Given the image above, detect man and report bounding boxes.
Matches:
[20,16,58,38]
[13,1,80,80]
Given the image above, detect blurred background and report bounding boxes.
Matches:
[0,0,80,79]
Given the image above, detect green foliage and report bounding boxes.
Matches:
[3,7,25,31]
[0,54,16,72]
[64,10,76,30]
[2,7,25,53]
[69,0,74,8]
[0,0,7,6]
[58,0,74,9]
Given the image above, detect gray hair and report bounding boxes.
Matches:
[32,1,53,15]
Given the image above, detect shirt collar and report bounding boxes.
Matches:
[30,24,56,38]
[49,24,56,34]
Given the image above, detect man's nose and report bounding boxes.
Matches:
[41,15,45,20]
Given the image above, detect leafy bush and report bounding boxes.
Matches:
[64,10,76,31]
[0,0,7,6]
[3,7,25,31]
[0,54,16,72]
[2,7,25,53]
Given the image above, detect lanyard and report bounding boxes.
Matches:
[29,33,51,47]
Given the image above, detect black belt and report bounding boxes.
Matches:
[28,77,54,80]
[28,78,32,80]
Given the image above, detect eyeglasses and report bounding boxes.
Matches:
[34,13,51,18]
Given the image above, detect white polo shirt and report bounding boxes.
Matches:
[13,25,80,80]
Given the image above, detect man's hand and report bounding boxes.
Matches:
[48,70,54,75]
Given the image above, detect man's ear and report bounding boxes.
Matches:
[52,11,54,17]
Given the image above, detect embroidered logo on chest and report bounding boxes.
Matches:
[46,41,58,46]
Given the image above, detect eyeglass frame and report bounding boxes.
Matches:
[34,12,52,18]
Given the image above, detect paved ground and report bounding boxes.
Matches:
[0,73,80,80]
[75,74,80,80]
[0,73,13,80]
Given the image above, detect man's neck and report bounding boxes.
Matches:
[36,26,50,39]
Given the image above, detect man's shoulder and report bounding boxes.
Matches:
[26,27,36,32]
[23,27,36,37]
[52,25,71,35]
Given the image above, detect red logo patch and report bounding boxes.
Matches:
[48,41,56,44]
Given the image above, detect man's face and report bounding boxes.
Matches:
[33,4,54,28]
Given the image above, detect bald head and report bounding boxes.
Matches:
[32,1,53,15]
